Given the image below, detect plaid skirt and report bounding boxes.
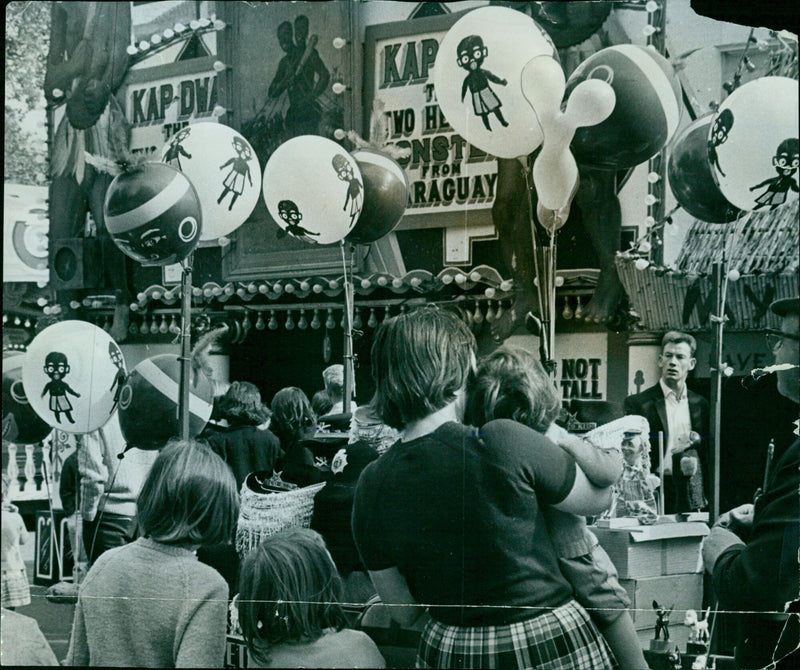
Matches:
[417,599,617,670]
[2,568,31,608]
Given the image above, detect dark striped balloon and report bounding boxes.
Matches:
[565,44,681,169]
[104,162,202,267]
[347,149,409,244]
[117,354,213,450]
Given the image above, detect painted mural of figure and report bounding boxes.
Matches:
[276,200,320,240]
[750,138,799,210]
[457,35,509,131]
[41,352,81,424]
[218,137,254,211]
[268,16,330,138]
[44,2,133,342]
[708,108,733,177]
[108,342,126,413]
[162,126,192,171]
[332,154,363,225]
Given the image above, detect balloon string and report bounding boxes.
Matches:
[523,165,546,324]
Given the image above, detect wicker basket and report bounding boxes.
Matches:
[235,479,326,557]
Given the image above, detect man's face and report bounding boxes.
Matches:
[658,341,695,388]
[775,314,799,403]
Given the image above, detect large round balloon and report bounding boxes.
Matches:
[263,135,363,245]
[432,5,556,159]
[668,116,741,223]
[708,77,799,212]
[346,149,409,244]
[104,162,202,266]
[22,321,126,434]
[565,44,681,169]
[3,353,52,444]
[161,122,261,241]
[117,354,214,450]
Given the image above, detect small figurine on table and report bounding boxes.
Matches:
[684,607,711,654]
[667,646,682,670]
[650,600,675,652]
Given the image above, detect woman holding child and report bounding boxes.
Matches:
[352,307,622,669]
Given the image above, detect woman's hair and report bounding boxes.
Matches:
[311,389,334,417]
[371,306,476,430]
[465,346,561,432]
[137,439,239,546]
[237,527,347,663]
[217,381,271,426]
[270,387,317,447]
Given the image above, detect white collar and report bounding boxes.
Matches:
[660,378,687,401]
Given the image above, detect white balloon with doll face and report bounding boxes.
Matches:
[262,135,363,245]
[433,5,556,159]
[708,76,799,212]
[22,321,127,434]
[161,122,262,241]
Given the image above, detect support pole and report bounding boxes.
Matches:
[709,261,725,523]
[340,242,355,415]
[178,254,194,440]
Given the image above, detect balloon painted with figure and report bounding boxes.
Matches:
[346,149,410,244]
[668,115,741,223]
[161,122,261,241]
[21,321,126,434]
[433,5,556,159]
[565,44,681,169]
[263,135,364,245]
[104,162,202,266]
[2,352,52,444]
[116,354,214,450]
[708,76,799,212]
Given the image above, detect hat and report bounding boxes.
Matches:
[769,297,800,317]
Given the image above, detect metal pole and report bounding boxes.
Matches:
[178,254,194,440]
[709,261,724,523]
[340,242,355,415]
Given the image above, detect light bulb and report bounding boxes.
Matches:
[310,309,321,330]
[332,82,347,95]
[138,40,150,51]
[140,318,149,335]
[361,279,371,289]
[353,309,363,329]
[367,308,378,328]
[259,284,269,294]
[299,281,310,291]
[273,283,283,294]
[285,311,295,330]
[469,272,481,282]
[555,276,564,287]
[163,28,175,39]
[150,318,159,334]
[126,45,138,56]
[485,301,496,323]
[384,306,391,320]
[727,269,741,281]
[377,276,388,286]
[312,284,323,294]
[391,278,403,288]
[562,298,574,320]
[644,194,658,206]
[500,280,512,292]
[455,274,466,285]
[213,19,226,30]
[268,311,278,330]
[298,309,308,330]
[255,312,266,330]
[472,303,484,324]
[645,1,659,13]
[334,128,346,140]
[159,315,169,333]
[151,34,162,45]
[332,37,348,49]
[329,280,340,290]
[213,60,228,73]
[169,315,179,333]
[642,24,660,36]
[190,20,200,30]
[325,308,336,330]
[647,172,661,183]
[284,283,295,294]
[242,312,251,331]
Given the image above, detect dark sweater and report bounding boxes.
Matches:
[203,424,282,489]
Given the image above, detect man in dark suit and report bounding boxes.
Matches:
[624,331,709,514]
[702,297,799,669]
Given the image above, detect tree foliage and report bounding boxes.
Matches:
[5,1,51,185]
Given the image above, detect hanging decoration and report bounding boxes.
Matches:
[262,135,363,244]
[708,76,799,212]
[116,354,214,450]
[668,115,742,223]
[22,321,126,434]
[564,44,681,169]
[432,5,556,159]
[161,122,261,242]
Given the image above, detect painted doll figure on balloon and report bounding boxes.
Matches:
[163,127,192,171]
[750,137,799,210]
[276,200,320,242]
[457,36,509,131]
[332,154,363,225]
[41,352,81,425]
[218,137,255,211]
[707,109,733,177]
[109,341,126,413]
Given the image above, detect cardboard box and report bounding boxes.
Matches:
[588,522,709,579]
[620,573,704,631]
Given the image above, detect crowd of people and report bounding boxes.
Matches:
[2,298,797,669]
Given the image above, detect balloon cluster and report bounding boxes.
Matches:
[432,6,683,226]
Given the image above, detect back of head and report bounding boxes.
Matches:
[218,380,271,426]
[322,365,344,401]
[238,527,346,662]
[270,387,317,443]
[137,439,239,546]
[466,346,561,432]
[311,389,333,417]
[371,306,476,430]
